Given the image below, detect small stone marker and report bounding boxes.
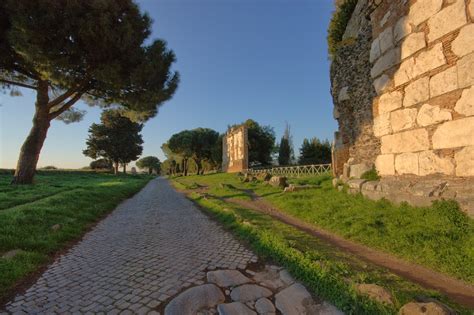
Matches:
[269,176,287,188]
[131,167,137,174]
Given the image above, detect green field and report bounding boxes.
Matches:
[0,170,152,301]
[172,173,474,284]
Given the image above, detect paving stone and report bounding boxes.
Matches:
[207,270,251,288]
[275,283,319,315]
[254,298,275,314]
[217,302,256,315]
[230,284,272,302]
[164,284,224,315]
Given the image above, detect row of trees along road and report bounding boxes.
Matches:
[0,0,178,184]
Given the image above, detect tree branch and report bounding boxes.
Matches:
[47,77,91,108]
[48,92,84,120]
[0,78,37,90]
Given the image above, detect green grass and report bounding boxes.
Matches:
[178,188,470,314]
[173,173,474,285]
[0,170,152,301]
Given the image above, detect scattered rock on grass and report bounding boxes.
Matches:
[279,269,295,286]
[164,284,224,315]
[269,176,287,188]
[2,249,22,259]
[356,283,393,305]
[51,224,61,231]
[398,302,452,315]
[217,302,256,315]
[207,270,251,287]
[230,284,272,302]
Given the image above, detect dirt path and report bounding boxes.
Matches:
[219,190,474,308]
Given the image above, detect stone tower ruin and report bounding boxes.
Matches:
[222,125,249,173]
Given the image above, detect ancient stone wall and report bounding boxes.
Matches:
[222,125,248,173]
[331,0,474,215]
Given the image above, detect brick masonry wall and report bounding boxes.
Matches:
[332,0,474,178]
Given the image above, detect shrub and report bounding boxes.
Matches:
[41,165,57,170]
[327,0,358,58]
[361,168,380,181]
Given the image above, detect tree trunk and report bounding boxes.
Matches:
[123,164,127,174]
[148,168,152,175]
[194,158,202,176]
[114,162,119,175]
[12,81,50,184]
[183,159,188,176]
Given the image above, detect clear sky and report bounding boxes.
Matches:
[0,0,336,169]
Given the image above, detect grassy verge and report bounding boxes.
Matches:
[174,185,470,314]
[173,173,474,285]
[0,170,152,301]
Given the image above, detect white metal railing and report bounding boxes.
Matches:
[244,164,332,177]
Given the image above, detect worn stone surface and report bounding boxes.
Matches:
[50,224,61,231]
[373,112,391,137]
[207,270,251,288]
[452,24,474,57]
[417,104,452,127]
[378,91,403,114]
[217,302,256,315]
[370,37,381,63]
[394,16,411,42]
[164,284,225,315]
[454,86,474,116]
[390,108,417,132]
[458,52,474,88]
[252,266,284,290]
[375,154,395,175]
[432,117,474,149]
[371,47,400,78]
[373,74,391,95]
[254,298,275,314]
[381,129,430,154]
[4,178,257,314]
[401,32,426,59]
[427,0,467,42]
[356,284,393,305]
[347,179,368,190]
[418,151,455,176]
[379,26,394,53]
[455,146,474,176]
[395,152,419,175]
[403,77,429,107]
[394,57,416,87]
[413,43,446,77]
[275,284,318,315]
[429,66,458,97]
[230,284,272,302]
[407,0,443,26]
[279,270,295,286]
[470,0,474,19]
[399,302,451,315]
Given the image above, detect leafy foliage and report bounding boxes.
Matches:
[361,168,380,181]
[83,110,143,173]
[298,137,332,165]
[278,137,291,166]
[90,158,113,170]
[327,0,358,57]
[136,156,161,174]
[233,119,276,166]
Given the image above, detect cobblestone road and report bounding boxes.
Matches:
[3,178,257,314]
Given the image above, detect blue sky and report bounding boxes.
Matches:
[0,0,336,169]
